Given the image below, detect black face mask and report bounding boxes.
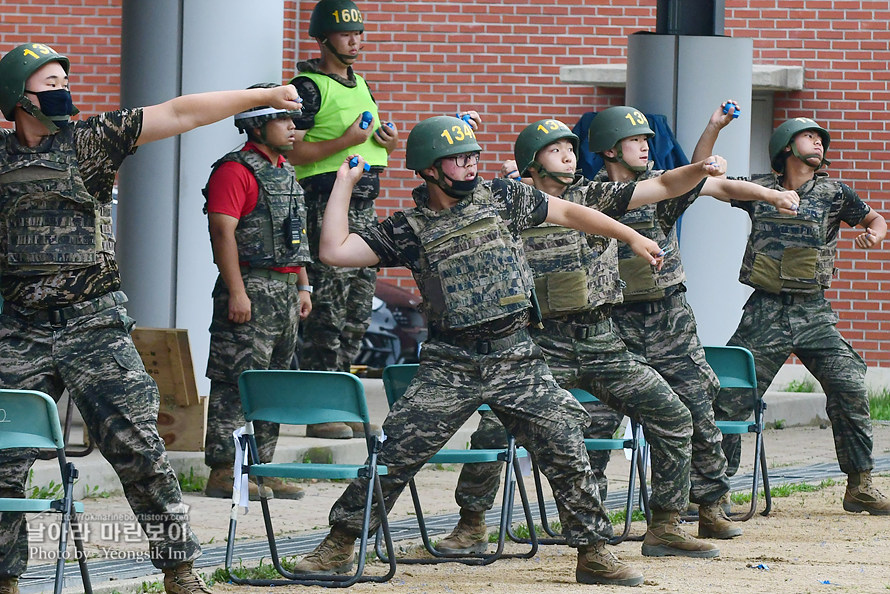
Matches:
[25,88,78,119]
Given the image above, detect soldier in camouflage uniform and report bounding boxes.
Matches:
[0,42,302,594]
[713,117,889,515]
[439,117,793,559]
[289,115,739,586]
[202,85,313,502]
[287,0,398,439]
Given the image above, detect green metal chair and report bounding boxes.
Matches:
[707,345,771,520]
[518,387,649,546]
[0,389,91,594]
[224,370,396,587]
[374,363,538,565]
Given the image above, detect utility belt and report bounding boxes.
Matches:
[2,290,127,328]
[763,289,824,306]
[539,306,612,340]
[240,266,300,285]
[615,285,682,315]
[429,326,530,355]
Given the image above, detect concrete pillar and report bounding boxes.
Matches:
[626,34,754,346]
[117,0,286,394]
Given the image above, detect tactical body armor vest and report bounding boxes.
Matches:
[292,72,388,180]
[607,168,686,302]
[521,178,623,317]
[0,127,115,275]
[404,183,533,330]
[740,174,837,294]
[205,150,311,268]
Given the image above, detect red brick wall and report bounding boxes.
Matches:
[2,0,887,366]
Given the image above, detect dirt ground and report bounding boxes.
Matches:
[27,423,890,593]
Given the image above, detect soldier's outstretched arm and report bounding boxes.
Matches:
[546,197,664,268]
[136,84,302,146]
[319,155,381,268]
[626,156,726,210]
[702,177,800,215]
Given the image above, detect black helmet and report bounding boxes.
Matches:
[234,83,301,132]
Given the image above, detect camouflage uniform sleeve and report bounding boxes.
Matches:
[74,108,142,203]
[581,179,635,218]
[835,182,871,227]
[495,178,548,233]
[289,76,320,131]
[656,176,708,229]
[355,211,420,270]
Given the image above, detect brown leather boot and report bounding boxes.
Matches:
[642,511,720,558]
[306,422,353,439]
[292,526,356,574]
[204,468,272,501]
[698,500,743,539]
[844,471,890,515]
[262,476,305,500]
[162,562,212,593]
[344,421,382,438]
[435,509,488,554]
[576,542,644,586]
[0,577,20,594]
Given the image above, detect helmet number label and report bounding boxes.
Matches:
[331,8,363,24]
[22,43,56,60]
[440,123,476,145]
[536,119,563,134]
[624,111,647,126]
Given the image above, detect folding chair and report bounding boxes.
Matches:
[374,364,538,565]
[518,387,649,546]
[223,370,396,587]
[0,389,92,594]
[706,345,771,520]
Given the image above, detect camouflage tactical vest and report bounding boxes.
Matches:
[204,150,311,268]
[601,167,686,302]
[521,178,622,317]
[404,183,533,330]
[0,127,115,275]
[740,174,836,294]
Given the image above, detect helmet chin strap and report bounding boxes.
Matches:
[790,144,828,170]
[423,164,478,199]
[321,37,358,67]
[19,96,62,134]
[603,146,646,173]
[529,162,574,186]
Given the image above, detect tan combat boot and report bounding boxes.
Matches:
[306,422,353,439]
[204,468,272,501]
[261,477,305,500]
[435,509,488,554]
[162,562,212,593]
[0,577,19,594]
[642,511,720,558]
[344,421,382,438]
[843,471,890,515]
[698,500,743,539]
[292,526,356,574]
[576,542,644,586]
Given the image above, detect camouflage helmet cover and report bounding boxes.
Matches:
[0,42,70,121]
[405,115,482,171]
[514,119,579,176]
[588,106,654,153]
[768,117,830,172]
[309,0,365,37]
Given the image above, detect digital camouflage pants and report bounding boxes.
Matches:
[300,199,376,372]
[612,289,730,504]
[205,274,303,469]
[452,318,693,515]
[0,295,200,577]
[714,291,873,476]
[328,336,616,546]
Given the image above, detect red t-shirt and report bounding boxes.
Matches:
[205,142,302,274]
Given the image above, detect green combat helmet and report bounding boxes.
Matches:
[588,106,654,173]
[514,118,578,185]
[768,117,830,173]
[309,0,364,64]
[0,42,77,133]
[406,115,482,198]
[233,83,301,151]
